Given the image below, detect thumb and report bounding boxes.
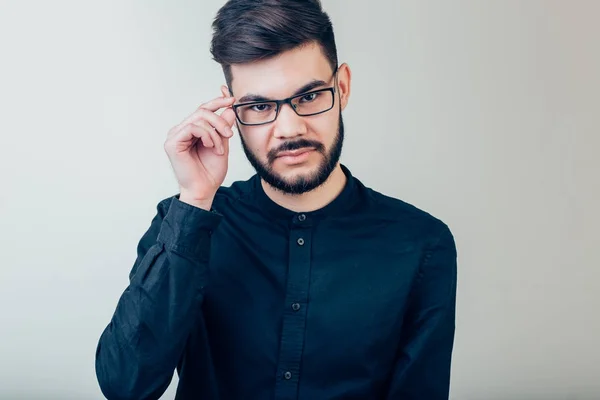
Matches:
[222,134,231,155]
[221,107,237,127]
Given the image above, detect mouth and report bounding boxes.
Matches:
[277,148,315,158]
[276,147,316,165]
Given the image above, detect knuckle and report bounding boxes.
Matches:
[198,108,211,119]
[196,119,209,130]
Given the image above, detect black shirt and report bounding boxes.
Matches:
[95,164,457,400]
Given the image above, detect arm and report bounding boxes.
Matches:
[95,196,221,400]
[385,224,458,400]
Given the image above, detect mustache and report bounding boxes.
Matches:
[267,139,325,163]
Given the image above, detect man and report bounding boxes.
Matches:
[95,0,457,399]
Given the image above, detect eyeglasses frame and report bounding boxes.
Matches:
[231,67,339,126]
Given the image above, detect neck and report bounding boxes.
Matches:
[261,164,347,213]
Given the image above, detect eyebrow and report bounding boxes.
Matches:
[237,79,328,104]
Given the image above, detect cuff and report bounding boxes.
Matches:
[157,195,222,260]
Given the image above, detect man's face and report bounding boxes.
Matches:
[226,42,351,194]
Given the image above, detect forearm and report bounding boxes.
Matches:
[386,223,457,399]
[95,197,221,400]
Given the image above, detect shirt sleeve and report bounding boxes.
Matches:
[385,223,458,400]
[95,196,222,400]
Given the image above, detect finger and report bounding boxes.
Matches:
[171,108,235,141]
[193,120,224,155]
[167,123,215,154]
[199,96,236,112]
[174,97,236,132]
[221,107,237,128]
[222,133,230,155]
[165,123,195,153]
[200,133,215,149]
[197,109,235,139]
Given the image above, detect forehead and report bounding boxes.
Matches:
[229,42,333,98]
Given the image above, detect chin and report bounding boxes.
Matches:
[278,169,318,185]
[284,160,328,178]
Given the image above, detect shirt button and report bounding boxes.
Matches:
[297,238,305,246]
[291,303,301,311]
[298,214,306,222]
[284,371,292,380]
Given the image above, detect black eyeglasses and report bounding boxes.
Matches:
[232,88,336,126]
[232,69,339,126]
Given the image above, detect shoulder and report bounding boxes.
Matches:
[353,176,454,246]
[213,175,256,210]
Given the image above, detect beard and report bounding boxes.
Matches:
[239,112,345,195]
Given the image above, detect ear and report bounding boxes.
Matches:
[221,85,232,98]
[336,63,352,111]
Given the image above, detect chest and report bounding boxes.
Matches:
[202,216,423,371]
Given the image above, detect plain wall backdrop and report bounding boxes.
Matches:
[0,0,598,399]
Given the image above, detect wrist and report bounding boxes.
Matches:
[179,192,214,211]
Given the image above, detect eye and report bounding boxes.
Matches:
[250,103,272,112]
[300,92,319,103]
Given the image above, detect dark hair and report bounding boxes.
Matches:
[210,0,338,88]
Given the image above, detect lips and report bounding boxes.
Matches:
[277,148,314,158]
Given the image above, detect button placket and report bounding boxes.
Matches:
[274,219,312,398]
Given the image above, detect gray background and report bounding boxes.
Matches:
[0,0,598,399]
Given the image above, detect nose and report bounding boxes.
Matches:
[273,102,307,139]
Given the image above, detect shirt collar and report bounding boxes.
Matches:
[250,164,358,220]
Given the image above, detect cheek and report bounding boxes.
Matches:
[242,128,272,154]
[309,116,338,145]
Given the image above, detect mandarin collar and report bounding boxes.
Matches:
[251,164,357,220]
